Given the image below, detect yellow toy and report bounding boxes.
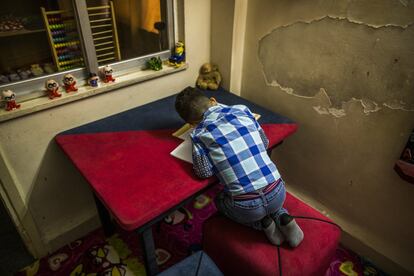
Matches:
[168,41,185,67]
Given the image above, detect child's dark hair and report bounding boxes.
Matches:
[175,86,211,123]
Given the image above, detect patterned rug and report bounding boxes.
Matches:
[16,185,388,276]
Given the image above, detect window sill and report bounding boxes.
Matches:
[0,64,187,123]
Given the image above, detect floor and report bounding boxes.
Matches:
[12,185,388,276]
[0,199,34,276]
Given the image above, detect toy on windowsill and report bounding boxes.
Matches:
[102,65,115,83]
[31,64,44,77]
[17,69,32,80]
[63,74,78,93]
[2,90,21,111]
[42,63,55,74]
[88,73,99,87]
[168,41,185,68]
[45,79,61,99]
[0,74,9,84]
[8,72,20,82]
[196,63,222,90]
[147,57,163,71]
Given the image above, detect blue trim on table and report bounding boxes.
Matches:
[61,88,294,135]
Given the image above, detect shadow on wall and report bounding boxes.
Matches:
[28,139,99,253]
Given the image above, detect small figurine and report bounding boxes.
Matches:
[8,72,21,82]
[31,64,44,76]
[196,63,222,90]
[42,63,56,74]
[146,57,163,71]
[102,65,115,83]
[17,68,32,80]
[45,79,61,99]
[0,74,10,84]
[2,90,21,111]
[88,73,99,87]
[168,41,185,68]
[63,73,78,92]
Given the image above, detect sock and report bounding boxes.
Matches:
[279,213,293,226]
[261,216,284,246]
[279,219,304,248]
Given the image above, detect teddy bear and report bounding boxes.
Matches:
[196,63,222,90]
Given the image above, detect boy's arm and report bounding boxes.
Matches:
[192,140,214,178]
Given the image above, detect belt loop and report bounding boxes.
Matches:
[259,190,268,207]
[229,194,235,207]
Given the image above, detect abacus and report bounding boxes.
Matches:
[41,8,84,71]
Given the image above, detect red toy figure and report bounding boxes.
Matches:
[45,79,61,99]
[2,89,20,111]
[102,65,115,83]
[63,73,78,92]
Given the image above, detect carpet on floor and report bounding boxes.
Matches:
[15,185,388,276]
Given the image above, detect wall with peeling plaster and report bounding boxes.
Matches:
[241,0,414,274]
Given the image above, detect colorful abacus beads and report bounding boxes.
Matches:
[54,41,80,48]
[59,58,83,66]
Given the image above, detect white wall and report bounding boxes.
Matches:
[0,0,211,256]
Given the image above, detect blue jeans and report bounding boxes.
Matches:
[214,180,288,230]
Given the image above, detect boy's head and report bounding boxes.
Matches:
[175,86,216,125]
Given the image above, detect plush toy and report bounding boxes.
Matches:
[63,73,78,92]
[147,57,163,71]
[168,41,185,68]
[45,79,61,99]
[196,63,222,90]
[2,89,20,111]
[31,64,44,76]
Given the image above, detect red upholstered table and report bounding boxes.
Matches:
[55,89,298,275]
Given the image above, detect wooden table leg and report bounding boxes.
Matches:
[93,194,115,236]
[140,227,159,276]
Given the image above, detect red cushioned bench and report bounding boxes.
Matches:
[203,193,341,276]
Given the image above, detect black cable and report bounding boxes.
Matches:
[277,245,282,276]
[275,215,342,276]
[291,215,342,230]
[194,251,204,276]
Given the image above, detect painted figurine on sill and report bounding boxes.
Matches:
[2,90,20,111]
[168,41,185,68]
[88,73,99,87]
[63,74,78,93]
[175,87,304,248]
[102,65,115,83]
[45,79,61,99]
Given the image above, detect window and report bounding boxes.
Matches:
[0,0,175,100]
[87,0,171,65]
[0,1,84,84]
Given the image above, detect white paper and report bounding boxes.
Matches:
[171,126,194,163]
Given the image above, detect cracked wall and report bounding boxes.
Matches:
[258,17,414,117]
[240,0,414,273]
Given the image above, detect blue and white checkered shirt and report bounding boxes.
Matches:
[191,104,281,196]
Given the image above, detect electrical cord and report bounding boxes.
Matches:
[275,215,342,276]
[194,250,204,276]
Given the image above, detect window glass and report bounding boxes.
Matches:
[86,0,170,65]
[0,0,85,85]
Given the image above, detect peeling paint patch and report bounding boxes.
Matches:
[259,17,414,117]
[399,0,408,7]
